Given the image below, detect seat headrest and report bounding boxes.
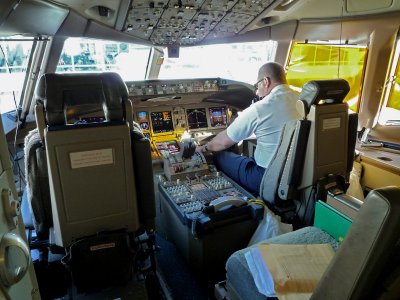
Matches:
[36,72,129,126]
[298,79,350,116]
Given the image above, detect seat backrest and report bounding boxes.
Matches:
[130,123,157,231]
[259,79,355,224]
[297,79,352,189]
[259,119,311,218]
[24,129,52,239]
[34,72,149,247]
[311,186,400,299]
[297,80,358,226]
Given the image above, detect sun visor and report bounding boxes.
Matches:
[0,0,68,36]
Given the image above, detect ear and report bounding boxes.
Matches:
[265,76,272,89]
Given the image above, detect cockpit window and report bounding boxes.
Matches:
[379,37,400,126]
[286,42,368,112]
[56,38,152,81]
[158,41,277,84]
[0,37,34,113]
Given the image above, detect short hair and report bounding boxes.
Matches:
[258,62,287,84]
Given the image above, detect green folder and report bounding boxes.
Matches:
[314,201,353,243]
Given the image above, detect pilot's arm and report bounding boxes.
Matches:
[196,129,235,153]
[196,103,258,153]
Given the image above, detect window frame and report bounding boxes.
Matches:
[285,41,368,112]
[0,36,38,116]
[377,33,400,126]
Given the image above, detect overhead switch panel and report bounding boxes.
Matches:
[124,0,280,46]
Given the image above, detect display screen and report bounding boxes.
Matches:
[186,108,208,129]
[150,111,174,134]
[155,140,180,154]
[137,111,150,130]
[137,111,148,122]
[209,106,227,127]
[190,183,207,191]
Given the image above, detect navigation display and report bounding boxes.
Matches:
[150,111,174,134]
[187,108,208,130]
[209,106,227,127]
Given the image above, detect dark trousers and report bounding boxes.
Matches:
[213,151,265,196]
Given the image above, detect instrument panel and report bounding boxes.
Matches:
[136,106,228,135]
[128,78,256,159]
[133,103,229,159]
[57,78,253,159]
[134,105,229,133]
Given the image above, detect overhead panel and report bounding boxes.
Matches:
[151,7,197,44]
[124,0,280,46]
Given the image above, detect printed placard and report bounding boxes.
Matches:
[323,117,341,130]
[70,148,114,169]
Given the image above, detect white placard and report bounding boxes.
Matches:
[70,148,114,169]
[323,117,341,130]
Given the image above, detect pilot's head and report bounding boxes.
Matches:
[255,62,287,98]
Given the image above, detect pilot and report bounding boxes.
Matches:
[196,62,300,195]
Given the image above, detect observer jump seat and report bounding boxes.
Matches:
[32,72,155,247]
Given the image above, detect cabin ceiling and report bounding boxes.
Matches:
[1,0,400,45]
[52,0,400,45]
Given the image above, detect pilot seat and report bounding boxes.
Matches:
[257,79,358,227]
[218,79,371,299]
[25,72,156,294]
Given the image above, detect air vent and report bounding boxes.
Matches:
[256,16,280,26]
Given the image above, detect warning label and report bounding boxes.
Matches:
[323,117,341,130]
[70,148,114,169]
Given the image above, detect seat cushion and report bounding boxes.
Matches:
[226,227,339,300]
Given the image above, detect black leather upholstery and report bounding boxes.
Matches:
[299,79,350,115]
[36,72,128,125]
